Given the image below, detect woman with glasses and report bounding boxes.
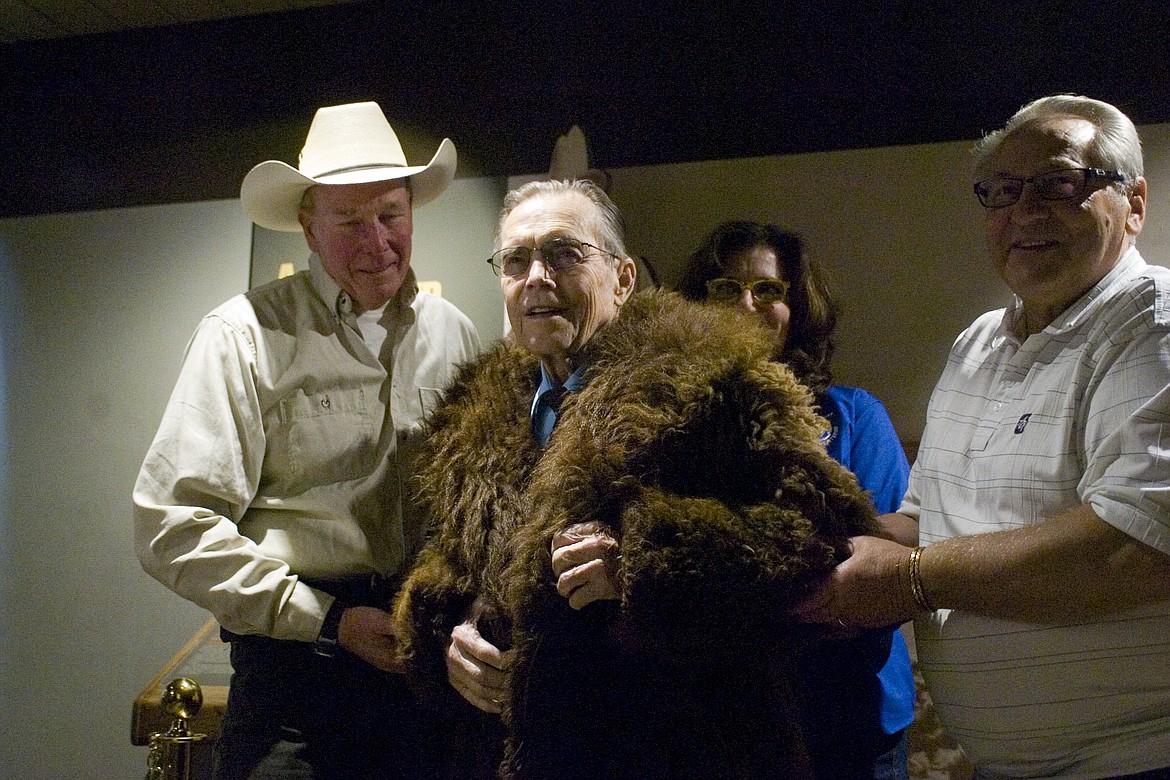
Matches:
[678,221,916,780]
[392,181,882,779]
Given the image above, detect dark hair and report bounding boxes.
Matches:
[677,221,838,394]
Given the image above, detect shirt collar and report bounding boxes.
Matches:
[998,245,1144,342]
[529,361,589,422]
[307,252,419,322]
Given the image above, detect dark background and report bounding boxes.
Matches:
[3,0,1169,218]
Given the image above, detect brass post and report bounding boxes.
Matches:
[146,678,207,780]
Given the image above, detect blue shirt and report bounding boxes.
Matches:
[820,385,915,735]
[821,386,911,516]
[531,362,589,447]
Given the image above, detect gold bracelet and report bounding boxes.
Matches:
[908,546,935,613]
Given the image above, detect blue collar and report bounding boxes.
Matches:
[530,362,589,446]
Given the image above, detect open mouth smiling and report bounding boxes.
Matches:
[364,261,399,274]
[1012,238,1058,252]
[526,305,566,317]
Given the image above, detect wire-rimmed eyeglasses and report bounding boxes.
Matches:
[705,277,790,304]
[487,237,620,278]
[973,167,1127,209]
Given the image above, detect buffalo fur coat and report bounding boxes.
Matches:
[392,290,878,779]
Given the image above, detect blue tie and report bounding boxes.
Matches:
[534,385,568,447]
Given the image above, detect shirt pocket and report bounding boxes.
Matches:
[262,387,378,494]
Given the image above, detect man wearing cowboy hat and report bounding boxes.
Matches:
[134,101,480,779]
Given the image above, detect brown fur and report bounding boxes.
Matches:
[393,289,877,779]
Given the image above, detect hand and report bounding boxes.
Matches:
[551,521,621,609]
[338,605,402,672]
[790,535,918,629]
[447,619,512,714]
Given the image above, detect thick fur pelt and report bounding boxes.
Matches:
[393,289,878,779]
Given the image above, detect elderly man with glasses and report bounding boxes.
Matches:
[796,94,1170,779]
[391,178,884,779]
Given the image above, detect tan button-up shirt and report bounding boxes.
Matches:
[134,255,480,641]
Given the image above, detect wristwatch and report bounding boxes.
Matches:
[312,599,348,658]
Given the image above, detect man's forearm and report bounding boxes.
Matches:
[919,503,1170,622]
[877,511,919,547]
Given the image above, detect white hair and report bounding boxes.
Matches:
[496,179,628,258]
[973,94,1143,182]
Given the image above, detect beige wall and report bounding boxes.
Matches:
[0,200,252,777]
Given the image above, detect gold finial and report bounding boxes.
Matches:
[147,678,206,780]
[161,677,203,726]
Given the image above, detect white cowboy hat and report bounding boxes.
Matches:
[240,101,457,232]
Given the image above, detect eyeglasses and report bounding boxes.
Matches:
[973,167,1127,209]
[705,277,790,304]
[487,237,619,278]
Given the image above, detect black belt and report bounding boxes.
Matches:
[1104,769,1170,780]
[299,573,403,607]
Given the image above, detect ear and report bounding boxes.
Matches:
[614,256,637,304]
[298,208,320,254]
[1125,176,1147,238]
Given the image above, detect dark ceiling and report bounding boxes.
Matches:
[4,0,1169,219]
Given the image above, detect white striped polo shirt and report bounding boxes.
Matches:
[903,248,1170,778]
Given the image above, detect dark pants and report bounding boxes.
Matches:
[795,630,910,780]
[871,731,910,780]
[212,633,446,780]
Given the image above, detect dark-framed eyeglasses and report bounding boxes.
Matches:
[487,237,620,278]
[973,167,1127,209]
[705,277,790,304]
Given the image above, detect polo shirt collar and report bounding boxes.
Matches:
[998,246,1143,342]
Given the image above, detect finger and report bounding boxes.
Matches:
[447,639,509,700]
[557,560,618,608]
[566,579,614,610]
[450,622,507,671]
[551,535,619,577]
[555,557,605,598]
[550,538,596,577]
[789,583,834,620]
[447,666,506,714]
[551,522,610,551]
[448,627,509,686]
[449,665,508,706]
[561,521,606,539]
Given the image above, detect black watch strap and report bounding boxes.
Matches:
[312,599,349,658]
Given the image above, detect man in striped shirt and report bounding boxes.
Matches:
[795,95,1170,779]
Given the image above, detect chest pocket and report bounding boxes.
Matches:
[262,387,379,494]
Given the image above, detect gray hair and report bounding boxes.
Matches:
[973,94,1143,182]
[496,179,628,258]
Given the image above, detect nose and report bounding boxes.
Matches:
[736,288,758,313]
[523,255,555,286]
[356,219,392,251]
[1010,183,1051,223]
